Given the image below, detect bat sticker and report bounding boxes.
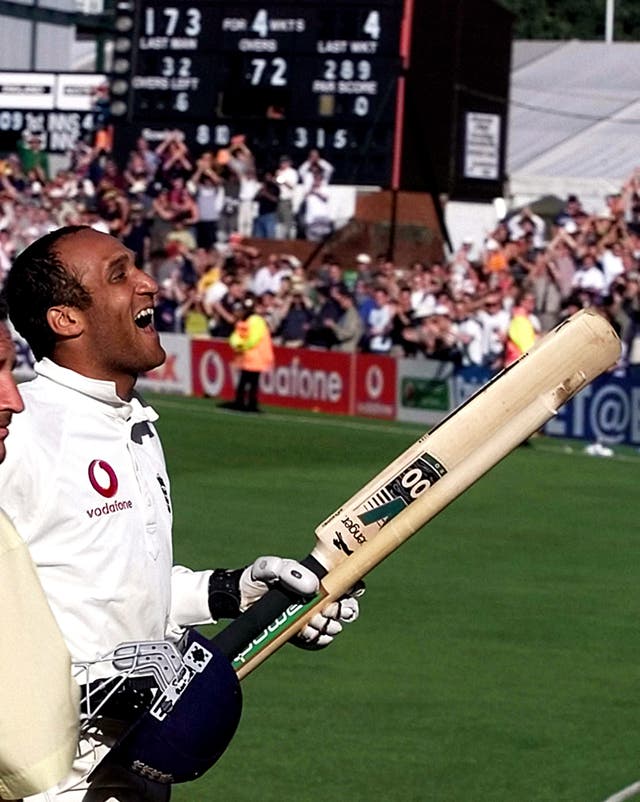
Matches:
[329,453,447,553]
[332,531,354,555]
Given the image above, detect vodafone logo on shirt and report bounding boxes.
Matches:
[86,460,133,518]
[88,459,119,497]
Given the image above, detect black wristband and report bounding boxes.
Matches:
[208,568,245,620]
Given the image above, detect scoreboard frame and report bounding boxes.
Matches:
[111,0,406,186]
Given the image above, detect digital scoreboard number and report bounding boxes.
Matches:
[124,1,404,185]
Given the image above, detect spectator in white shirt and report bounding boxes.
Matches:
[251,253,290,297]
[298,148,334,190]
[601,241,625,289]
[364,286,395,354]
[571,252,606,298]
[274,155,298,239]
[452,297,485,366]
[477,293,511,369]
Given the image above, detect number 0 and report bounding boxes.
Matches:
[401,469,431,498]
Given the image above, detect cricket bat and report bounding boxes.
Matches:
[212,309,621,679]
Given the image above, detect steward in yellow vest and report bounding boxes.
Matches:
[226,295,275,412]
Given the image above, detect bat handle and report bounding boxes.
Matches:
[211,554,327,661]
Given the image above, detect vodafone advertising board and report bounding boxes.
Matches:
[353,354,397,419]
[191,339,397,418]
[191,339,237,401]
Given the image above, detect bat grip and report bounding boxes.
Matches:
[211,554,327,661]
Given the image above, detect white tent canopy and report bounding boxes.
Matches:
[507,40,640,212]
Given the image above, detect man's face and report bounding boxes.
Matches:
[328,264,342,281]
[55,229,165,395]
[0,323,24,463]
[374,289,388,306]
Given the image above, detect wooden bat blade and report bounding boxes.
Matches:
[310,308,619,570]
[212,309,621,678]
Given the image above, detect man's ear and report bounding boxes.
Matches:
[46,306,84,338]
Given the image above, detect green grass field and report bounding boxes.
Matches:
[150,394,640,802]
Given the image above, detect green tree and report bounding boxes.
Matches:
[498,0,640,40]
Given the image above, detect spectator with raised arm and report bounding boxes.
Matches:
[188,155,224,250]
[302,169,332,242]
[298,148,334,190]
[154,130,193,185]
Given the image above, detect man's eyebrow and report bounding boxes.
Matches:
[106,253,130,273]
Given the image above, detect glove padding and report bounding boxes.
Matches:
[240,556,364,650]
[294,589,364,650]
[239,555,319,611]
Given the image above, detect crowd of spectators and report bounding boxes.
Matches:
[2,127,640,372]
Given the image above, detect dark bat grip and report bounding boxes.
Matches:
[211,554,327,661]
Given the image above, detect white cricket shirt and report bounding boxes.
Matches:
[0,359,213,666]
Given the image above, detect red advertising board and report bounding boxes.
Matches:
[260,348,352,414]
[191,340,353,415]
[353,354,397,419]
[191,338,237,399]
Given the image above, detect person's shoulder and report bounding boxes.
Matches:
[249,312,268,329]
[0,378,63,474]
[14,373,55,407]
[13,375,70,426]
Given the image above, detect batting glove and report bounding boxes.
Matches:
[208,555,318,620]
[244,557,365,648]
[208,556,364,650]
[294,583,365,650]
[239,555,319,611]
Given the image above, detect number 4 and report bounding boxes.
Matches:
[251,9,269,38]
[363,11,380,40]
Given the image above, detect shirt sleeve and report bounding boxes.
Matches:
[168,565,214,632]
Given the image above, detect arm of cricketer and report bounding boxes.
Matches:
[0,510,79,800]
[212,308,622,678]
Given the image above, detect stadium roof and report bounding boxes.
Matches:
[508,40,640,208]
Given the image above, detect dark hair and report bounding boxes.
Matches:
[5,225,93,360]
[334,283,353,302]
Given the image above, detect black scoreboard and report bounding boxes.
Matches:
[111,0,404,185]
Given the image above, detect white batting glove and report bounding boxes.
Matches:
[239,556,364,650]
[239,555,319,611]
[295,590,363,649]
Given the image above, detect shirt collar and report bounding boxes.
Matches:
[35,358,159,423]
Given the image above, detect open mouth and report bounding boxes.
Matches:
[134,308,154,329]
